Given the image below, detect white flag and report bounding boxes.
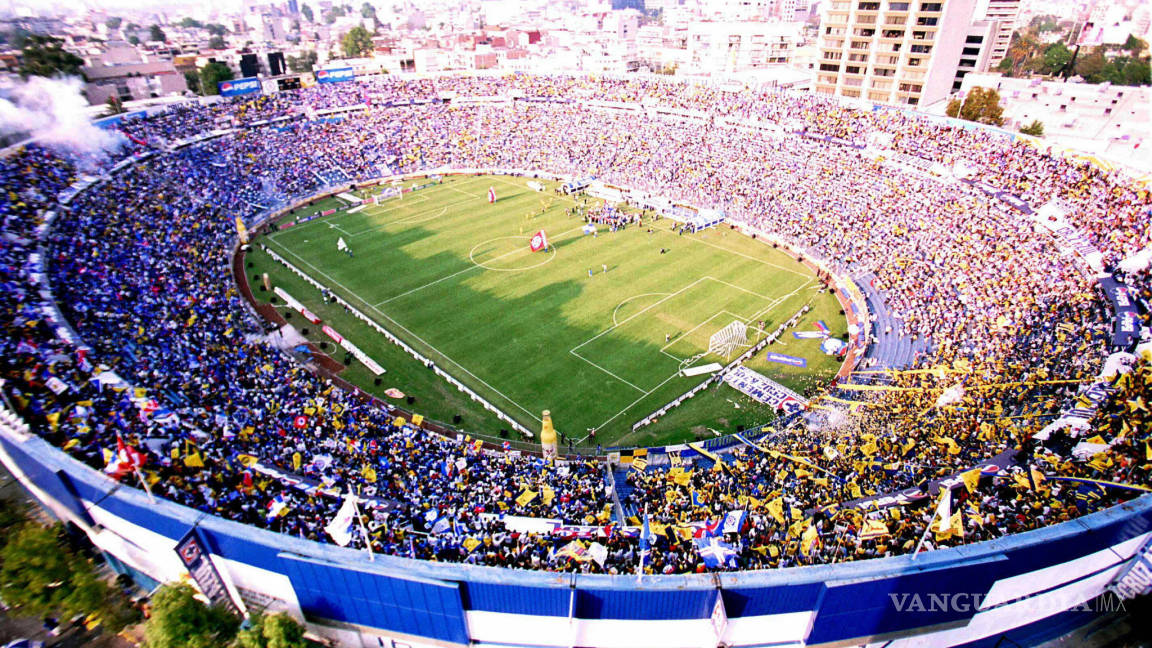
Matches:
[325,494,358,546]
[337,237,348,251]
[934,488,951,527]
[588,541,609,567]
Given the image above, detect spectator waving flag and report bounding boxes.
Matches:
[529,230,548,252]
[325,494,358,546]
[694,537,738,569]
[266,494,290,523]
[104,435,145,480]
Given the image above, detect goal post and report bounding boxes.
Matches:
[708,320,749,359]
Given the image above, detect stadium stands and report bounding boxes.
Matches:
[0,73,1149,584]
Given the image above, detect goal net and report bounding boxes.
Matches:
[708,320,749,359]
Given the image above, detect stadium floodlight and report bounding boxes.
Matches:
[708,320,749,360]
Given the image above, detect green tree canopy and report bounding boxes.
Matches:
[149,25,167,42]
[105,17,123,30]
[19,35,84,78]
[361,2,377,18]
[0,522,137,631]
[287,50,318,72]
[184,69,202,94]
[207,23,229,36]
[301,3,314,23]
[231,612,308,648]
[341,25,373,58]
[143,583,240,648]
[1040,42,1073,75]
[200,61,235,95]
[945,87,1005,127]
[209,35,227,49]
[1019,120,1045,137]
[179,17,204,29]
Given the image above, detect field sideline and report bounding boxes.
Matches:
[249,174,845,448]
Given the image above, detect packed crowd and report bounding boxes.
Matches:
[1,73,1150,574]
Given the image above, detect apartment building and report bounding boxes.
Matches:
[815,0,979,106]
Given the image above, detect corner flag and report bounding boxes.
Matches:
[530,230,548,252]
[488,187,496,203]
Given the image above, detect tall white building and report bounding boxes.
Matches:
[816,0,977,106]
[814,0,1017,107]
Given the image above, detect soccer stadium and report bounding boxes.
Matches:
[1,71,1151,648]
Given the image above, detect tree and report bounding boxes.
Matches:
[0,523,136,632]
[207,23,229,36]
[301,3,314,23]
[1019,120,1044,137]
[231,612,308,648]
[341,25,373,58]
[143,583,239,648]
[209,35,227,49]
[200,61,234,95]
[104,94,126,116]
[1074,47,1108,82]
[150,25,167,42]
[945,87,1004,126]
[287,50,318,73]
[19,35,84,78]
[184,69,202,94]
[1040,42,1072,75]
[105,16,123,30]
[179,17,204,29]
[361,1,377,18]
[1123,34,1147,57]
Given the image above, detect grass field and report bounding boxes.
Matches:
[247,174,846,448]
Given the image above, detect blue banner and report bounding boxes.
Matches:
[315,67,355,84]
[793,331,827,339]
[218,77,262,97]
[765,352,807,368]
[1098,275,1142,348]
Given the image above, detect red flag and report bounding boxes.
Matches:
[488,187,496,203]
[105,435,145,480]
[529,230,548,252]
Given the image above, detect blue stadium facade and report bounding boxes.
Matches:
[2,421,1149,647]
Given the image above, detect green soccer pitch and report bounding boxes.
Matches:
[246,174,847,449]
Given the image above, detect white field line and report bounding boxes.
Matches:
[375,223,585,307]
[611,292,671,327]
[567,351,647,393]
[578,278,819,442]
[661,228,810,278]
[264,240,543,424]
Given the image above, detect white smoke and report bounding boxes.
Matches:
[0,76,126,157]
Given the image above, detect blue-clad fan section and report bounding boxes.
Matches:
[3,429,1152,647]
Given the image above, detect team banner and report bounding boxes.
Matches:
[529,230,548,252]
[723,366,806,412]
[315,67,355,84]
[765,352,807,368]
[217,77,262,97]
[1098,276,1142,347]
[958,178,1032,214]
[175,528,241,614]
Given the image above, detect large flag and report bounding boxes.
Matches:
[720,510,747,535]
[694,537,738,569]
[325,494,358,546]
[529,230,548,252]
[104,435,145,480]
[488,187,496,203]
